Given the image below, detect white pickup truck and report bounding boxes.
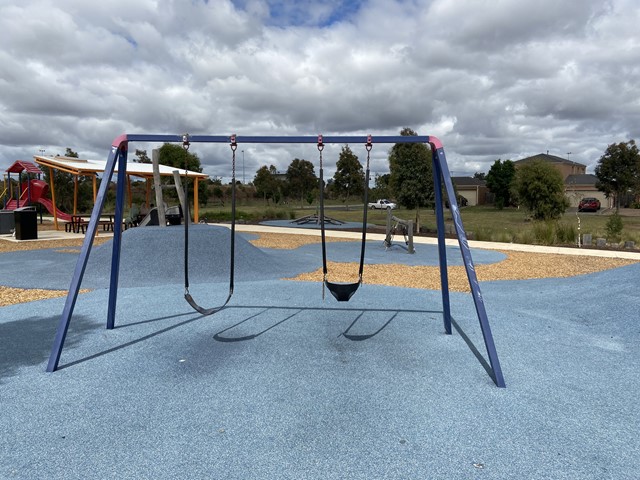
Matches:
[368,199,397,210]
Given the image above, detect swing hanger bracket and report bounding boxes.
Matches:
[182,133,190,151]
[317,134,324,151]
[230,134,238,152]
[365,134,373,151]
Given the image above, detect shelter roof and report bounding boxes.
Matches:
[6,160,43,174]
[33,155,208,179]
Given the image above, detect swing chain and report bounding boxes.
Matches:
[317,134,324,168]
[183,133,191,297]
[318,134,326,300]
[230,134,237,179]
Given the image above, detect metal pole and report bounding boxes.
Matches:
[152,149,166,226]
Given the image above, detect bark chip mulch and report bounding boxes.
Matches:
[1,230,636,306]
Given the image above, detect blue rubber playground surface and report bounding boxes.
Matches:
[1,225,639,479]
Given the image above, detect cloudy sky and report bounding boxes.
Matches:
[1,0,638,182]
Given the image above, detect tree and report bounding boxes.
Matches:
[156,143,203,203]
[253,165,279,204]
[595,140,640,210]
[473,171,486,181]
[134,149,151,163]
[389,128,433,209]
[198,180,209,206]
[43,148,94,213]
[286,158,317,205]
[158,143,202,173]
[485,159,516,209]
[371,173,391,200]
[212,185,225,206]
[332,145,364,202]
[388,127,434,228]
[513,160,568,220]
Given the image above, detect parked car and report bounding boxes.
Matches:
[368,199,397,210]
[445,195,469,208]
[578,197,601,212]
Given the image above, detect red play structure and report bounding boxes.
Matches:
[3,161,72,221]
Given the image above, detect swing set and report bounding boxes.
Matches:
[46,133,505,388]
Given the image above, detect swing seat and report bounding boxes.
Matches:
[326,281,360,302]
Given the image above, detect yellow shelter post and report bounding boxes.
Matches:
[48,167,59,230]
[193,177,199,223]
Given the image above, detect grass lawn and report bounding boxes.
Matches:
[200,200,640,247]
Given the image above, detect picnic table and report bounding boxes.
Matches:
[65,214,117,234]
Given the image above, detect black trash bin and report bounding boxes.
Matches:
[0,210,15,234]
[148,208,159,226]
[165,205,183,226]
[14,207,38,240]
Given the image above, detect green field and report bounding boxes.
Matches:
[199,200,640,247]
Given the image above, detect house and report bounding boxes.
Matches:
[451,177,489,206]
[564,173,611,208]
[514,153,612,209]
[514,153,586,178]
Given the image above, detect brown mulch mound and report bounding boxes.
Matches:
[288,253,636,292]
[0,237,110,254]
[0,219,111,254]
[0,233,110,307]
[0,286,91,307]
[246,231,637,292]
[247,232,353,249]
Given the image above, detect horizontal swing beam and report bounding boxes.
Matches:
[114,134,442,148]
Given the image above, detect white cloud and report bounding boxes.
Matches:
[1,0,639,181]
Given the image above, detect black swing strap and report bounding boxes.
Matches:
[359,136,372,278]
[318,136,328,299]
[184,134,236,316]
[319,134,372,302]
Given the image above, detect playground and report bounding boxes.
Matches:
[1,134,639,479]
[1,223,639,479]
[1,156,206,234]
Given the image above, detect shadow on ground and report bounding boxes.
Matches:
[0,314,96,381]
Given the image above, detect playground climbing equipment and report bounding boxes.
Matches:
[384,208,415,254]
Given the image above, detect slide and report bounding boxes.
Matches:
[36,197,73,222]
[4,179,73,222]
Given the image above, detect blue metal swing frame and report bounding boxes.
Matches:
[46,133,506,388]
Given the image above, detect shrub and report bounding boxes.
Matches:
[472,227,493,242]
[532,221,555,245]
[495,230,513,243]
[555,222,577,244]
[606,212,623,242]
[263,208,277,219]
[515,229,535,245]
